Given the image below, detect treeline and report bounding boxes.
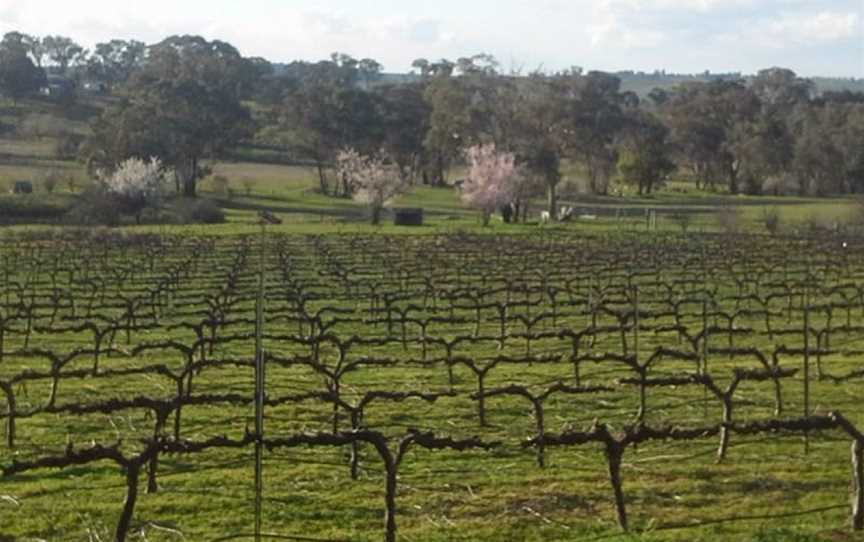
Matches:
[261,55,864,207]
[0,32,266,197]
[1,31,862,207]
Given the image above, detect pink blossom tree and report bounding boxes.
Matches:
[336,148,406,225]
[461,143,517,226]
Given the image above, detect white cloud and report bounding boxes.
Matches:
[715,9,861,52]
[768,11,860,44]
[594,0,755,12]
[0,1,457,70]
[232,10,457,68]
[587,0,670,50]
[0,0,859,75]
[0,4,21,27]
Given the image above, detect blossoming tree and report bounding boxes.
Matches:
[461,143,517,226]
[336,148,406,225]
[101,157,168,223]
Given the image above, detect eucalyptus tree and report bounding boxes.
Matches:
[565,71,631,195]
[661,80,760,194]
[616,110,675,195]
[280,59,385,195]
[374,82,431,183]
[0,32,46,103]
[86,40,146,91]
[86,36,255,196]
[42,35,85,75]
[511,74,570,217]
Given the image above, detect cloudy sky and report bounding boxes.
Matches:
[1,0,861,76]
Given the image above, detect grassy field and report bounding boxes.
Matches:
[0,97,860,236]
[1,155,859,236]
[1,232,864,541]
[2,101,864,541]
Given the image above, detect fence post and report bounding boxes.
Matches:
[702,295,710,418]
[254,227,267,541]
[634,286,645,422]
[854,439,864,531]
[803,288,810,455]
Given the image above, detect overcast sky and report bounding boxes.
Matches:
[1,0,861,77]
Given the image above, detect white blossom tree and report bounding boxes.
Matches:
[336,148,406,225]
[101,157,168,223]
[335,147,364,197]
[461,143,517,226]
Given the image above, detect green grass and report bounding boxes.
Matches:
[2,98,864,540]
[0,110,859,236]
[1,233,864,541]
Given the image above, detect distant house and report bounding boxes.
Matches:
[40,76,75,99]
[81,80,108,94]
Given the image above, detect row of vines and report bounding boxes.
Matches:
[1,230,864,541]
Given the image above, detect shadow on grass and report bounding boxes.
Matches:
[214,196,468,222]
[0,153,76,168]
[214,197,365,221]
[573,194,838,209]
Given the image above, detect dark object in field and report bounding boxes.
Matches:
[394,208,424,226]
[11,181,33,194]
[257,210,282,225]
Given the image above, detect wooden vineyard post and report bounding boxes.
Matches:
[829,382,864,531]
[254,228,267,542]
[587,277,595,349]
[853,439,864,531]
[702,296,710,418]
[634,286,645,423]
[803,289,810,455]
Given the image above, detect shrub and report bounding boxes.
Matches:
[18,114,67,139]
[761,174,800,196]
[760,207,781,236]
[716,205,741,234]
[668,212,692,233]
[805,214,838,235]
[211,175,230,196]
[241,177,256,196]
[0,195,68,223]
[54,132,84,161]
[66,186,120,226]
[177,199,226,224]
[852,197,864,228]
[40,169,62,193]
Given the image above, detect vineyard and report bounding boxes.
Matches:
[2,229,864,541]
